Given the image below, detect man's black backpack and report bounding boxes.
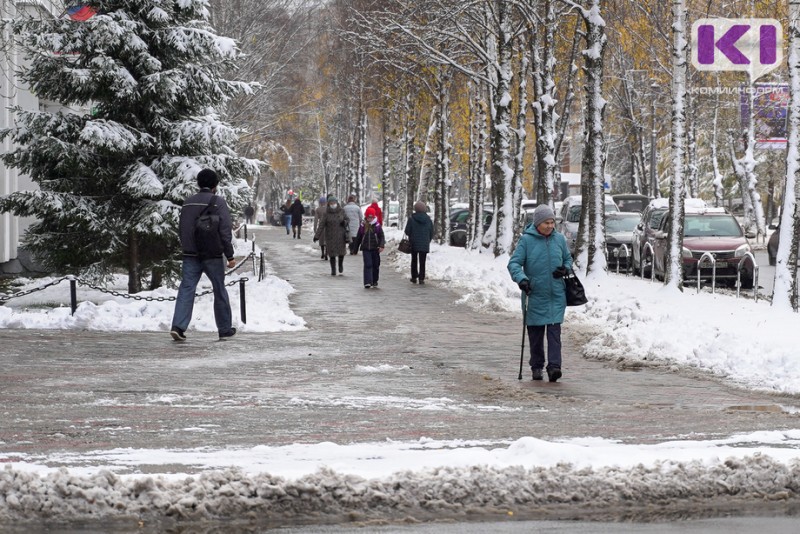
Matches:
[195,196,224,260]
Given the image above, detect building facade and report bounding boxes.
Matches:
[1,1,63,272]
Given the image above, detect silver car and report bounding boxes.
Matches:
[556,195,619,255]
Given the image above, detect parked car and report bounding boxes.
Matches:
[631,197,707,277]
[612,193,651,213]
[449,208,492,247]
[605,212,641,270]
[361,200,400,227]
[556,195,619,255]
[650,209,755,288]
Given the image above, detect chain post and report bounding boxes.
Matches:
[260,252,265,282]
[239,279,246,324]
[69,278,77,315]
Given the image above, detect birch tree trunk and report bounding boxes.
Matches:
[470,87,488,250]
[434,70,452,244]
[490,0,516,257]
[742,81,766,238]
[685,93,699,198]
[774,0,800,310]
[381,115,390,228]
[512,35,529,240]
[664,0,687,290]
[531,0,559,207]
[711,77,725,207]
[577,0,608,275]
[417,107,438,204]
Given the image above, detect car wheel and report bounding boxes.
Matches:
[740,275,754,290]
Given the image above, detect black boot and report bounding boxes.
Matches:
[330,257,336,276]
[338,255,344,274]
[321,246,326,260]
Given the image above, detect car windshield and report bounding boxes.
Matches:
[684,215,743,237]
[567,206,581,222]
[606,215,640,233]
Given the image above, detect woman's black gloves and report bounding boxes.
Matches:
[518,280,531,295]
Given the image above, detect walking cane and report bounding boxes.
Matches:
[518,293,528,380]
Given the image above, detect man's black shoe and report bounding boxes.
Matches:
[170,327,187,342]
[531,368,543,381]
[219,327,237,340]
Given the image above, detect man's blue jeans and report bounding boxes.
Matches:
[171,256,232,334]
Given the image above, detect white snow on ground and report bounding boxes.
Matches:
[2,226,800,522]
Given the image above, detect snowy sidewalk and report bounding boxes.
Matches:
[2,225,800,526]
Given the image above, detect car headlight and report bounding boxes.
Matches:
[681,247,693,259]
[735,243,751,257]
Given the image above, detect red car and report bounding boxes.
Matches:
[650,209,755,288]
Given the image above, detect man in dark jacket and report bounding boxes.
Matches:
[404,201,434,284]
[170,168,237,342]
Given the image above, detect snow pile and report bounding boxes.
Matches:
[3,435,800,522]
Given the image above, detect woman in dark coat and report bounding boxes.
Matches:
[404,201,434,284]
[289,198,305,239]
[314,196,349,275]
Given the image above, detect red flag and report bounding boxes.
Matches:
[66,5,96,21]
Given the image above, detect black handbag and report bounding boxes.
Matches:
[398,236,412,254]
[564,270,588,306]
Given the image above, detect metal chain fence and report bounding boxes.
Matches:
[0,252,262,320]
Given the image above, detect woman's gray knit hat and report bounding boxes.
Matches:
[532,204,556,227]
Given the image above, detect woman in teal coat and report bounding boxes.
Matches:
[507,204,573,382]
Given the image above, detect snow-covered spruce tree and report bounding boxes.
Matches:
[0,0,260,293]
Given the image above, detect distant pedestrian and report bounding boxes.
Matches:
[404,201,433,285]
[244,205,255,225]
[256,206,266,225]
[170,168,237,342]
[355,207,385,288]
[290,198,305,239]
[368,198,383,225]
[343,194,363,255]
[280,198,292,235]
[507,204,572,383]
[314,196,349,276]
[314,196,328,259]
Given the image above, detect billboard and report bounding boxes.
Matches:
[740,83,789,149]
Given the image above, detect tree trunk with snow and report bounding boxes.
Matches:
[711,79,725,207]
[512,36,529,240]
[469,86,489,250]
[574,0,608,275]
[489,0,516,257]
[530,0,559,208]
[774,0,800,310]
[741,82,766,238]
[664,0,687,290]
[417,108,439,204]
[434,70,452,244]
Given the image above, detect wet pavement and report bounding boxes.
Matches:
[2,225,800,529]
